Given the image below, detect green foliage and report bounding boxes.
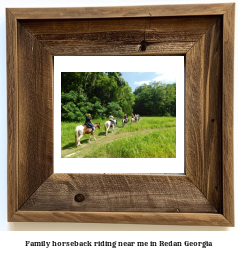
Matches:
[61,72,135,121]
[61,72,176,121]
[133,82,176,116]
[107,102,124,118]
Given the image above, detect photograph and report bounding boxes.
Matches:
[61,71,176,159]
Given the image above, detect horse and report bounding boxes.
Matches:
[105,120,115,136]
[122,118,129,127]
[75,123,100,147]
[131,118,135,123]
[135,116,138,122]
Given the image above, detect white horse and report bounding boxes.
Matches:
[131,118,135,123]
[122,118,129,127]
[75,123,100,147]
[105,120,115,136]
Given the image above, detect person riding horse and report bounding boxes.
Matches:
[131,114,135,123]
[75,113,101,146]
[85,113,95,132]
[124,114,129,123]
[109,114,115,127]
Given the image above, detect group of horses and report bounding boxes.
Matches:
[131,115,140,123]
[75,117,139,147]
[75,120,117,147]
[122,115,140,127]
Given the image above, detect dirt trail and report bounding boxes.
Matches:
[62,126,175,158]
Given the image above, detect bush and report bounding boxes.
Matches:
[61,92,126,121]
[107,102,123,118]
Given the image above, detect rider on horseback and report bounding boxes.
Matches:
[124,114,128,123]
[85,113,95,132]
[109,114,115,126]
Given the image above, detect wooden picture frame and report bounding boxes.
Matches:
[7,3,234,226]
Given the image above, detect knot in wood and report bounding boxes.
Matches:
[140,40,147,51]
[74,193,85,202]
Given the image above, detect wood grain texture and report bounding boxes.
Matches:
[8,4,233,19]
[38,41,193,56]
[6,9,18,221]
[222,4,235,226]
[20,16,218,34]
[11,211,232,226]
[186,18,222,212]
[20,174,217,213]
[17,23,54,208]
[19,17,218,56]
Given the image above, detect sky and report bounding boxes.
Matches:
[121,72,176,92]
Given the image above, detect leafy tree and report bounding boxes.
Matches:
[107,102,124,118]
[61,72,134,121]
[61,72,175,121]
[133,82,176,116]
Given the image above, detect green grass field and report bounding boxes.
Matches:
[61,116,176,158]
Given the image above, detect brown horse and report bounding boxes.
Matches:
[75,123,101,147]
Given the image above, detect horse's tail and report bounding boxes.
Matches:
[75,127,78,147]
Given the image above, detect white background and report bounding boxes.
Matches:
[0,0,237,252]
[55,56,184,173]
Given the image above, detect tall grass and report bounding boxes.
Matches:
[116,116,176,134]
[61,116,176,158]
[84,127,176,158]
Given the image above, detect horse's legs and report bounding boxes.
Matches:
[75,130,78,147]
[89,132,96,142]
[89,132,93,143]
[78,133,83,145]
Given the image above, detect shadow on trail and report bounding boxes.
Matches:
[62,139,88,150]
[98,132,107,136]
[62,142,75,150]
[97,131,116,136]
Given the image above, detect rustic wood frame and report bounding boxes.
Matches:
[7,4,234,226]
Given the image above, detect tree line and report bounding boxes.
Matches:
[61,72,135,122]
[61,72,176,122]
[133,82,176,116]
